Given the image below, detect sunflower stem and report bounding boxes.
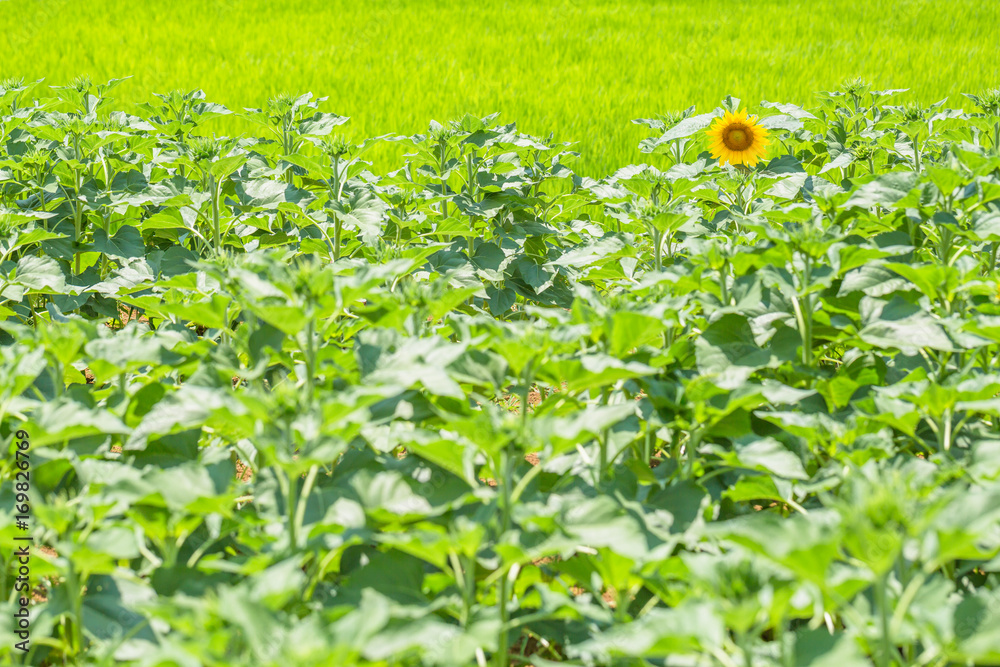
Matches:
[653,228,663,272]
[439,141,449,220]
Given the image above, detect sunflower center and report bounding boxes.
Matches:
[723,126,752,151]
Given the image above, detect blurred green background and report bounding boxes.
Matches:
[2,0,998,175]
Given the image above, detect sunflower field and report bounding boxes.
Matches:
[2,0,999,176]
[3,75,1000,666]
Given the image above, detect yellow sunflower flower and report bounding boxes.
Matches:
[706,109,770,167]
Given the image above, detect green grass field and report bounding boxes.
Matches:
[2,0,999,175]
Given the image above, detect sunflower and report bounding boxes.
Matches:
[706,109,770,167]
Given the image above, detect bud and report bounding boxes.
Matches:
[71,75,93,94]
[849,140,875,161]
[321,135,353,159]
[188,136,221,163]
[0,76,25,95]
[266,92,298,120]
[900,102,924,123]
[967,87,1000,116]
[840,76,871,98]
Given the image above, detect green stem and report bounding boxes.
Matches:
[304,549,339,601]
[449,550,472,627]
[100,212,110,278]
[653,228,663,272]
[285,468,299,554]
[941,407,953,452]
[719,265,729,306]
[66,560,84,656]
[283,122,295,184]
[889,570,926,642]
[439,142,449,220]
[779,620,793,667]
[936,351,951,383]
[521,363,533,432]
[210,173,221,254]
[802,293,813,365]
[493,444,515,667]
[331,156,343,260]
[72,169,84,275]
[876,573,893,667]
[71,132,86,274]
[598,386,612,480]
[303,313,317,406]
[466,150,476,199]
[292,465,319,551]
[315,221,338,263]
[333,217,342,261]
[685,428,701,478]
[495,366,534,665]
[332,155,341,200]
[792,255,814,366]
[496,569,510,667]
[738,632,752,667]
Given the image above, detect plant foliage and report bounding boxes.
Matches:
[3,78,1000,666]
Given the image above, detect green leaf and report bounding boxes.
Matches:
[793,628,868,666]
[93,225,145,261]
[844,172,918,209]
[695,313,772,375]
[884,262,959,302]
[209,153,248,181]
[9,255,66,293]
[609,311,666,357]
[234,179,311,209]
[857,297,956,353]
[486,284,515,315]
[569,600,724,659]
[157,293,234,329]
[29,396,130,447]
[7,227,66,253]
[950,590,1000,663]
[298,112,350,136]
[720,436,808,480]
[724,475,785,504]
[328,189,386,245]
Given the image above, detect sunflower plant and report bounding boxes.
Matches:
[705,108,771,168]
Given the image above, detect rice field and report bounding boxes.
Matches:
[1,0,997,174]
